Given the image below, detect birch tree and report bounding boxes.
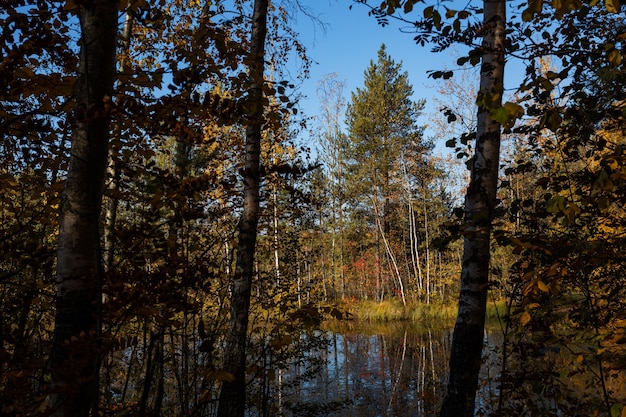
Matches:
[51,1,119,416]
[316,73,348,299]
[439,0,506,413]
[217,0,268,415]
[356,1,506,414]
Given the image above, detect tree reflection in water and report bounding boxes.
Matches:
[274,322,501,417]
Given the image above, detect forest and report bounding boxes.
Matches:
[2,0,626,416]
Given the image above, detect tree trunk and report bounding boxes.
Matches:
[439,0,505,415]
[217,0,268,416]
[50,2,118,417]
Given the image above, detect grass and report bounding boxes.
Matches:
[332,297,510,324]
[486,298,509,320]
[338,299,458,322]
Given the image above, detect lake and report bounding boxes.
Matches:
[261,321,503,417]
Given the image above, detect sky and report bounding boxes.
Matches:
[287,0,466,144]
[287,0,528,154]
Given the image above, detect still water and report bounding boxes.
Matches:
[268,321,501,417]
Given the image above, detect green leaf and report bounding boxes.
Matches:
[611,403,623,417]
[491,106,510,125]
[547,195,565,214]
[489,102,523,128]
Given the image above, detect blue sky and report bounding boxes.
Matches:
[290,0,464,139]
[288,0,528,151]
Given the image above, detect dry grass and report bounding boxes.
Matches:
[340,299,458,322]
[336,298,508,323]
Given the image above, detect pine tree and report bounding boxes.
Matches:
[345,44,426,304]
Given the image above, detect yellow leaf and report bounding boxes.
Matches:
[537,280,549,292]
[577,354,584,363]
[608,49,622,66]
[521,311,531,327]
[606,0,620,13]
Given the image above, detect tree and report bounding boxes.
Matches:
[345,44,426,305]
[50,1,119,416]
[492,7,626,411]
[438,0,506,414]
[217,0,269,415]
[354,0,506,413]
[316,73,349,300]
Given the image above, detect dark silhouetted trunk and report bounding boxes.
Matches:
[217,0,268,416]
[439,0,506,415]
[50,2,118,416]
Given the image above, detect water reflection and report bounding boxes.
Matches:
[275,322,459,417]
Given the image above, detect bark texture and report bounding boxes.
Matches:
[217,1,268,416]
[439,0,506,415]
[51,2,118,416]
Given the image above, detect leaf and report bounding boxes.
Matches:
[521,311,531,327]
[432,10,442,29]
[453,18,461,32]
[610,403,623,417]
[549,281,561,295]
[608,48,622,66]
[491,106,510,125]
[522,0,543,20]
[598,196,610,211]
[270,334,293,350]
[547,195,564,213]
[504,102,525,120]
[539,109,562,132]
[537,280,549,292]
[491,102,525,128]
[606,0,620,13]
